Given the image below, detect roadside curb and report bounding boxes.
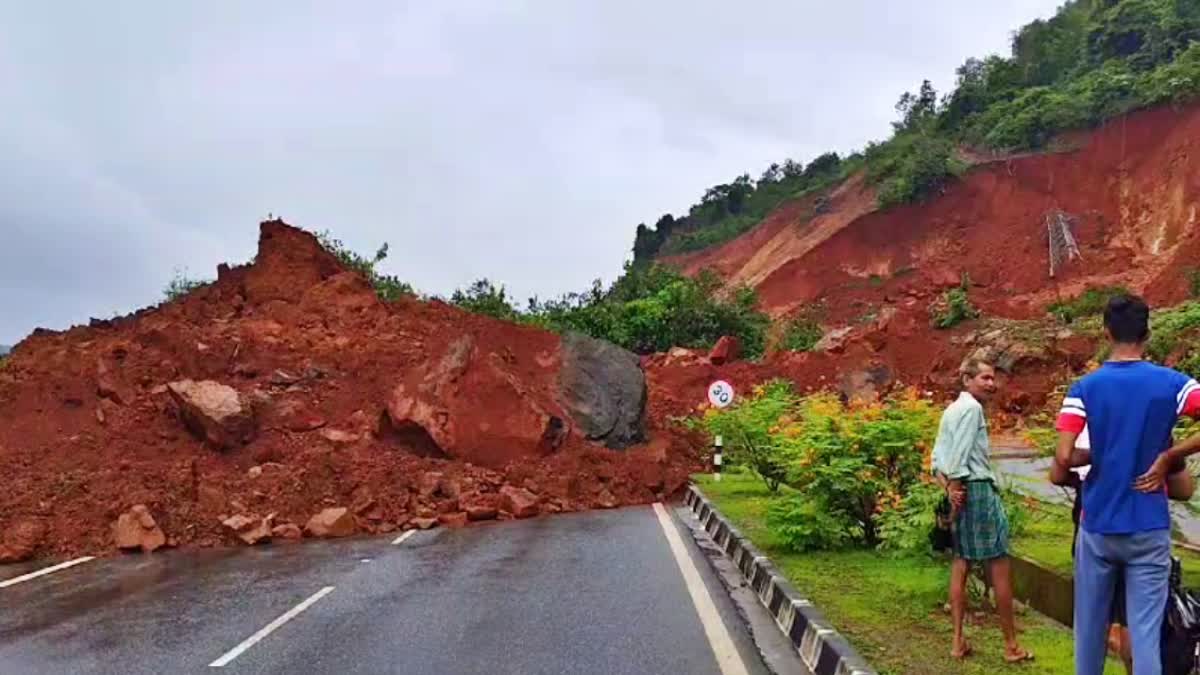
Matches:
[685,485,878,675]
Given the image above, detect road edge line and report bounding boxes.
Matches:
[0,556,95,589]
[652,502,750,675]
[683,486,877,675]
[208,586,335,667]
[392,530,416,546]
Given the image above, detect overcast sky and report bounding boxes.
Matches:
[0,1,1064,345]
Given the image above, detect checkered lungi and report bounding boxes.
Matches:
[953,480,1010,561]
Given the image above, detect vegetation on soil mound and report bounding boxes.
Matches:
[631,0,1200,259]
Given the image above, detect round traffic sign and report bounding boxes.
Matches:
[708,380,735,408]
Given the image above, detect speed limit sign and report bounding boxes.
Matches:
[708,380,735,408]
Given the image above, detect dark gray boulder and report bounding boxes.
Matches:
[558,332,646,449]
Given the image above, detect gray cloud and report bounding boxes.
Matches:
[0,1,1061,344]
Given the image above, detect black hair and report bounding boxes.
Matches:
[1103,294,1150,344]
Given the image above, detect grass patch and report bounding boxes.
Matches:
[694,472,1121,675]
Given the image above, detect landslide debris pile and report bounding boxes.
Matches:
[0,221,695,563]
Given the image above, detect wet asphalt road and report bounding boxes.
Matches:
[0,506,807,675]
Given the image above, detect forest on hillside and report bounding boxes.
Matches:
[632,0,1200,261]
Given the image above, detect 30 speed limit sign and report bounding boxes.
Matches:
[707,380,735,408]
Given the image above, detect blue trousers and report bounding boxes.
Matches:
[1074,528,1171,675]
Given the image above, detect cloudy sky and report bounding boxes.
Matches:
[0,1,1063,345]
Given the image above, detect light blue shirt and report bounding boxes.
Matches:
[931,392,995,482]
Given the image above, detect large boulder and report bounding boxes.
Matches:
[167,380,256,450]
[386,335,570,467]
[113,505,167,553]
[0,518,46,563]
[559,332,646,449]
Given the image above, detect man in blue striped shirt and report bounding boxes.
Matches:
[1054,295,1200,675]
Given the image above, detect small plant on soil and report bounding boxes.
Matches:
[930,275,979,329]
[1047,285,1129,324]
[162,269,212,302]
[779,315,823,352]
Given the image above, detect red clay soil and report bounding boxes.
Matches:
[0,221,698,562]
[650,104,1200,434]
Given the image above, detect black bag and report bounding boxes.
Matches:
[929,495,953,553]
[1162,556,1200,675]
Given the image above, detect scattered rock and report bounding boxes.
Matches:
[222,513,274,545]
[96,360,134,405]
[304,507,356,538]
[708,336,741,366]
[0,518,47,563]
[461,494,500,521]
[167,380,256,450]
[596,490,618,509]
[271,523,303,540]
[247,466,263,479]
[439,512,469,528]
[113,505,167,553]
[559,331,646,449]
[319,428,361,446]
[419,472,443,498]
[500,485,540,519]
[814,327,854,354]
[410,517,439,530]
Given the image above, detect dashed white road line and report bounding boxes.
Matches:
[0,556,95,589]
[209,586,335,667]
[392,530,416,546]
[652,502,750,675]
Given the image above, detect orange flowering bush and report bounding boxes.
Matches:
[702,382,940,550]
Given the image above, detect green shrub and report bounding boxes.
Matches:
[1188,268,1200,299]
[450,279,520,321]
[700,380,798,492]
[316,232,415,302]
[767,494,855,552]
[703,389,940,550]
[1147,302,1200,361]
[867,133,967,209]
[1047,285,1130,324]
[779,315,823,352]
[162,270,211,302]
[530,265,770,357]
[930,277,979,329]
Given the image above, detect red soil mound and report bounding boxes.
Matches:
[0,221,697,562]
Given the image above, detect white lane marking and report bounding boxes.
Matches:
[208,586,335,667]
[0,556,95,589]
[392,530,416,546]
[652,503,750,675]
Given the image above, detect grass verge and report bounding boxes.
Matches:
[693,472,1121,675]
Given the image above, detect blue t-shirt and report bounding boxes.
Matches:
[1059,361,1197,535]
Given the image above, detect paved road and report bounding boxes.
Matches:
[0,506,808,675]
[996,456,1200,544]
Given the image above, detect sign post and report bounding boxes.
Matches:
[713,435,723,482]
[707,381,734,481]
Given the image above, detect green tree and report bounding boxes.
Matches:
[450,279,520,321]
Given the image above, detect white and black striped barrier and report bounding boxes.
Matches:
[685,485,878,675]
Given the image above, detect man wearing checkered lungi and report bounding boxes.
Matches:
[931,358,1031,663]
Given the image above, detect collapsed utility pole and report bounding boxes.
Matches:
[1047,209,1082,278]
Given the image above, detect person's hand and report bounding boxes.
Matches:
[1134,453,1171,493]
[947,482,966,509]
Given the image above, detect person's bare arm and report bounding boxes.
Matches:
[1135,435,1200,493]
[1049,445,1089,487]
[1167,464,1195,501]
